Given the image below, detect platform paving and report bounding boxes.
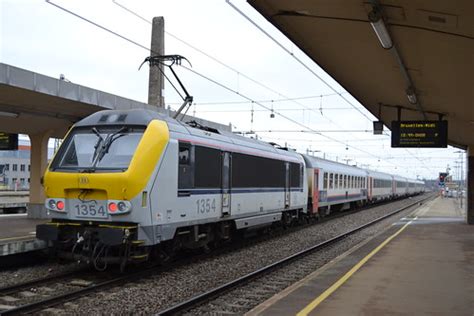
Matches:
[248,196,474,315]
[0,214,47,256]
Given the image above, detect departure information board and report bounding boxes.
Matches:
[391,120,448,148]
[0,133,18,150]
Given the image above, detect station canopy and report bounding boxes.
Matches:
[249,0,473,148]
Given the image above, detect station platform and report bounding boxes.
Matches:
[248,196,474,315]
[0,214,47,257]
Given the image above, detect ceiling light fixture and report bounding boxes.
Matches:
[368,9,393,49]
[0,111,19,118]
[406,87,418,104]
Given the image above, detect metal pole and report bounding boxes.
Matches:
[148,17,165,107]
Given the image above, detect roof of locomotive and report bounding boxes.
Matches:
[73,109,303,162]
[74,109,168,127]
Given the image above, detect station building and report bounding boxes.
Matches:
[0,141,31,190]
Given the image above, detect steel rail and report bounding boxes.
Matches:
[156,194,434,315]
[0,268,89,296]
[0,265,159,316]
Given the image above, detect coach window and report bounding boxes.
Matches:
[232,153,285,188]
[178,143,193,190]
[290,163,302,188]
[334,174,338,189]
[323,172,328,189]
[339,174,343,188]
[329,173,333,189]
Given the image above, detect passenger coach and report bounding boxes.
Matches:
[303,155,368,216]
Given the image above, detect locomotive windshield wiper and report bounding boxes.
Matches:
[86,126,128,172]
[96,126,128,163]
[91,127,104,163]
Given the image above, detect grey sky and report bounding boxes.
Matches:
[0,0,464,180]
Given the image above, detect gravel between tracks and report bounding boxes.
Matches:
[44,195,430,314]
[0,262,81,289]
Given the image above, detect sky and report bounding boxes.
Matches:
[0,0,466,181]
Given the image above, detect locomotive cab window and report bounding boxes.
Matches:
[50,126,145,172]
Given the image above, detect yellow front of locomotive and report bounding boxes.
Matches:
[36,110,169,268]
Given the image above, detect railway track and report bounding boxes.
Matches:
[0,266,158,315]
[157,194,434,315]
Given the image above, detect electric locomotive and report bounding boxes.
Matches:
[37,109,308,270]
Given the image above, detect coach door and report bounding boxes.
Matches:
[368,177,373,201]
[312,169,319,214]
[221,152,231,216]
[284,162,290,208]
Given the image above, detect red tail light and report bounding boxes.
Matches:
[108,202,118,212]
[56,201,64,210]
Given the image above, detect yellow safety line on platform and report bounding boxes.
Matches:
[0,235,36,242]
[297,217,417,316]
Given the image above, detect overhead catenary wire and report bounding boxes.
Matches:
[45,0,436,174]
[167,92,347,106]
[112,0,433,175]
[111,0,346,128]
[180,64,399,165]
[225,0,374,123]
[177,107,361,112]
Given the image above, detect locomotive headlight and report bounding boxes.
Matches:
[48,199,56,210]
[117,202,127,212]
[107,200,132,215]
[45,198,66,212]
